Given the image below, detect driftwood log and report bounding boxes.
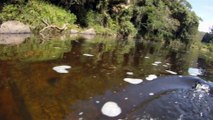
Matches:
[39,19,68,33]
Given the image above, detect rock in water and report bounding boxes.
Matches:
[0,21,31,34]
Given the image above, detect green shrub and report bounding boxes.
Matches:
[118,21,137,37]
[86,10,118,35]
[0,0,76,30]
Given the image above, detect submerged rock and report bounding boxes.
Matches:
[69,76,213,119]
[126,89,213,120]
[0,21,31,34]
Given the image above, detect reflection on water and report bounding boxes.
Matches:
[0,35,71,61]
[0,35,213,120]
[0,34,30,45]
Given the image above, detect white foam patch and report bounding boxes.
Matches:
[154,61,162,64]
[53,65,71,73]
[78,112,84,116]
[83,54,94,57]
[145,56,150,59]
[163,65,168,67]
[165,70,177,75]
[149,93,154,96]
[78,117,83,120]
[152,63,158,66]
[195,84,210,93]
[166,63,170,65]
[152,61,162,66]
[126,72,133,75]
[101,101,122,117]
[188,68,202,76]
[123,78,143,84]
[146,74,157,81]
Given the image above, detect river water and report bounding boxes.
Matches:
[0,35,213,120]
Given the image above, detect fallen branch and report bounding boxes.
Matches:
[39,19,68,33]
[41,19,49,26]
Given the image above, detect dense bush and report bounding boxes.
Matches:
[0,0,76,29]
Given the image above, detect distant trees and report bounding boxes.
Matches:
[131,0,180,40]
[130,0,199,44]
[49,0,199,43]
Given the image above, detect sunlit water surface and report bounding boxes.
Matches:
[0,35,213,120]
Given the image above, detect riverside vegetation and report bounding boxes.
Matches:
[0,0,199,45]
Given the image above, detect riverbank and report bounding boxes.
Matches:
[0,0,118,36]
[0,0,199,43]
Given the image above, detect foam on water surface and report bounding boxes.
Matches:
[83,54,94,57]
[53,65,71,73]
[146,74,157,81]
[101,101,122,117]
[123,78,143,84]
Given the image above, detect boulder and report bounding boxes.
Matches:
[0,21,31,34]
[80,28,96,35]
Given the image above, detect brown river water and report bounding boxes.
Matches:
[0,35,213,120]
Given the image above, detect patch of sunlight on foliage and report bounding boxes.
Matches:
[0,0,76,30]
